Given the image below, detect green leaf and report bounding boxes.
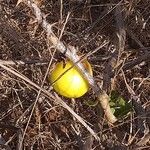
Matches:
[111,107,116,114]
[109,91,133,117]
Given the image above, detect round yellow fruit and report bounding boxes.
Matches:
[49,60,93,98]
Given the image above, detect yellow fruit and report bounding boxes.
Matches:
[49,60,93,98]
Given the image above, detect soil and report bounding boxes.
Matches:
[0,0,150,149]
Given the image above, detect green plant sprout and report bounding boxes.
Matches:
[109,91,133,117]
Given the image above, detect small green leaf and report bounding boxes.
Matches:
[109,101,116,107]
[117,97,126,106]
[111,107,116,114]
[109,91,133,117]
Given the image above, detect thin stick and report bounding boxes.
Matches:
[60,0,63,22]
[0,60,48,65]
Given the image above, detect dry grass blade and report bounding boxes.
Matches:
[0,60,48,65]
[18,55,54,149]
[123,51,150,71]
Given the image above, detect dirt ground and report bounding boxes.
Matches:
[0,0,150,150]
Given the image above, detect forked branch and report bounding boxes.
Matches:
[16,0,117,132]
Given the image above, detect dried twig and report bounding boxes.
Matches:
[121,70,147,137]
[137,133,150,146]
[24,0,117,124]
[0,60,48,65]
[126,28,145,48]
[115,3,126,54]
[123,51,150,71]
